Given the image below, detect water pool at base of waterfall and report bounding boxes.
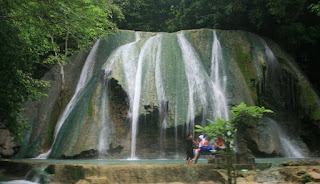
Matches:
[10,158,209,165]
[4,157,315,166]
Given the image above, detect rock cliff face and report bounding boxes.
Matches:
[14,29,320,159]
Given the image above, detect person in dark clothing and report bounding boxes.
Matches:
[186,133,195,164]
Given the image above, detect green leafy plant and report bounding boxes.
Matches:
[195,118,236,153]
[195,102,273,152]
[231,102,273,128]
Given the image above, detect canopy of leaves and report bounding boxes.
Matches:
[0,0,121,143]
[113,0,178,32]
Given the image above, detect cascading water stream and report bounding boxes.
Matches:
[174,106,179,158]
[97,70,112,158]
[270,119,306,158]
[177,31,229,135]
[130,35,161,159]
[102,32,141,73]
[260,38,281,97]
[101,33,142,159]
[177,32,208,132]
[122,32,141,119]
[153,35,167,158]
[36,40,100,159]
[210,31,229,120]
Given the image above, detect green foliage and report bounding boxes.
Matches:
[231,102,273,128]
[195,102,273,153]
[0,0,121,143]
[309,2,320,16]
[195,118,236,153]
[114,0,178,32]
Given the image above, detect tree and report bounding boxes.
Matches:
[9,0,121,89]
[0,0,122,143]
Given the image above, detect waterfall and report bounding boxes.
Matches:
[130,35,161,159]
[271,119,306,158]
[177,31,229,134]
[260,38,281,97]
[177,32,208,132]
[210,31,229,120]
[97,70,112,158]
[36,40,100,159]
[122,32,141,119]
[174,104,179,158]
[101,33,142,159]
[153,35,167,158]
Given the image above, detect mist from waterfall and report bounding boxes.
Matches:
[36,40,100,159]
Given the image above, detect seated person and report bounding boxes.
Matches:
[193,135,212,160]
[210,137,224,153]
